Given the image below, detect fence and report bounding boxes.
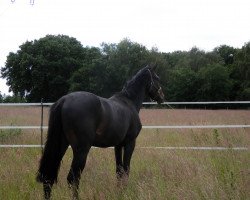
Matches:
[0,101,250,150]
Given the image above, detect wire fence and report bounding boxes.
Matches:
[0,101,249,150]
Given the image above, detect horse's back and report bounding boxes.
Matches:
[61,91,101,114]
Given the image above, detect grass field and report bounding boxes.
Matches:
[0,107,249,199]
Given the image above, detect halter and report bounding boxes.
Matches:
[122,69,163,101]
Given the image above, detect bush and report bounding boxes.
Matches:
[0,93,26,103]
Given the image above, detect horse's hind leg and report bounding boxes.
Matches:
[67,143,91,199]
[43,136,69,199]
[43,182,52,200]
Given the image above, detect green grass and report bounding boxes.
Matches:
[0,108,249,199]
[0,129,22,142]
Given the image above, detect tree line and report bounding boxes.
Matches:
[1,35,249,103]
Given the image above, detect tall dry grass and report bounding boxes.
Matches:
[140,109,250,125]
[0,148,249,199]
[0,107,249,199]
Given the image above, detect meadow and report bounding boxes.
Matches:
[0,106,249,199]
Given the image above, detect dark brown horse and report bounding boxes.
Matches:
[36,65,164,199]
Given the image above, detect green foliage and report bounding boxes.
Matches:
[239,87,250,100]
[1,34,250,102]
[197,64,232,101]
[69,58,109,96]
[213,45,237,65]
[100,39,151,96]
[166,67,199,101]
[0,93,26,103]
[1,35,86,102]
[230,42,250,100]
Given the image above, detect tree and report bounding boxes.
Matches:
[101,39,151,96]
[69,57,109,97]
[197,64,232,101]
[0,92,26,103]
[1,35,86,102]
[166,67,199,101]
[239,88,250,100]
[2,34,249,103]
[235,42,250,100]
[213,45,237,65]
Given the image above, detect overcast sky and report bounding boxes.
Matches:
[0,0,250,95]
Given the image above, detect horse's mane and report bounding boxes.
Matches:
[122,66,149,93]
[111,66,150,105]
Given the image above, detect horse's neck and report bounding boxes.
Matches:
[123,85,146,112]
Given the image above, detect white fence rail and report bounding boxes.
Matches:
[144,101,250,105]
[0,101,250,106]
[1,101,249,150]
[1,125,250,130]
[0,144,248,151]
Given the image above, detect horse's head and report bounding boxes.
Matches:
[146,65,165,104]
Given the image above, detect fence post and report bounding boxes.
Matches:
[40,98,44,153]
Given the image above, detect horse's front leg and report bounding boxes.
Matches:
[114,145,124,180]
[123,139,136,178]
[115,140,136,186]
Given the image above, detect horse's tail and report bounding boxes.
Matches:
[36,98,68,184]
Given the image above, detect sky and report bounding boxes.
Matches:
[0,0,250,95]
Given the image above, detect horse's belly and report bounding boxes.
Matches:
[92,129,126,147]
